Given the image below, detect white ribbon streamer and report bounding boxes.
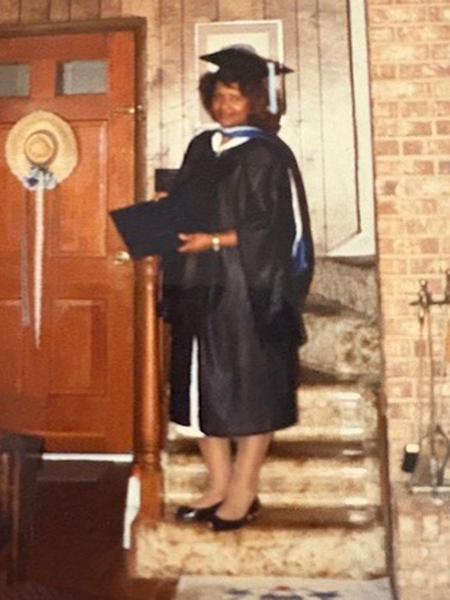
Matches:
[19,167,56,348]
[21,196,31,328]
[34,171,45,348]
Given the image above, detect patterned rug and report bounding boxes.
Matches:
[176,576,393,600]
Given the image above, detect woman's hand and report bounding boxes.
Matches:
[154,191,169,201]
[178,230,238,253]
[178,233,214,253]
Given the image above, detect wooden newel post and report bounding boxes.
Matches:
[137,256,164,520]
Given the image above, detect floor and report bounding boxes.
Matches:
[2,460,392,600]
[4,462,178,600]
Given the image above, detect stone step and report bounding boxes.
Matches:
[310,256,378,316]
[280,384,378,442]
[166,438,379,460]
[163,504,382,528]
[131,513,386,579]
[300,309,381,383]
[168,384,379,444]
[163,454,381,508]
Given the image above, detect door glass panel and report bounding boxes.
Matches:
[0,64,30,97]
[56,60,108,95]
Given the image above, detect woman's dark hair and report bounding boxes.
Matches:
[199,71,284,134]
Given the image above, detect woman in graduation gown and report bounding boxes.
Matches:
[161,45,314,531]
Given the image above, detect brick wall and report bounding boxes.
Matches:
[367,1,450,598]
[367,0,450,474]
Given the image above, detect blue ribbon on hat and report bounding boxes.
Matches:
[23,165,57,190]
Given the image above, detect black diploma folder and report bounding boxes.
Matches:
[109,195,194,259]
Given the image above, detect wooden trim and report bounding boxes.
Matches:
[0,16,145,38]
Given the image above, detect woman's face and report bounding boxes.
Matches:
[211,81,251,128]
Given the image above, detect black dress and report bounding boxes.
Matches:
[161,130,314,437]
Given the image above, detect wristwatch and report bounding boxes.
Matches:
[211,235,221,252]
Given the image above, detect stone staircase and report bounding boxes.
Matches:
[302,257,381,384]
[130,257,387,580]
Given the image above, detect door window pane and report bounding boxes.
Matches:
[0,64,30,97]
[57,60,108,95]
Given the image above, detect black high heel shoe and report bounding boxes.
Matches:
[209,498,261,532]
[175,501,222,523]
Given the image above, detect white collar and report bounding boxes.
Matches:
[211,131,250,155]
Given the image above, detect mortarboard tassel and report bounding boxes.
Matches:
[267,61,277,114]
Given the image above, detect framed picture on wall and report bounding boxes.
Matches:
[195,20,283,123]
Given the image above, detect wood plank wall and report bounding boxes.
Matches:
[0,0,359,252]
[121,0,357,254]
[122,0,357,253]
[158,0,306,168]
[122,0,313,181]
[0,0,122,23]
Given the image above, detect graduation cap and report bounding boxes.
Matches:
[109,193,196,259]
[200,45,293,114]
[200,44,293,78]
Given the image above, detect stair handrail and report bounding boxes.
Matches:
[136,256,164,520]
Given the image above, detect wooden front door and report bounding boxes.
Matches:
[0,31,136,452]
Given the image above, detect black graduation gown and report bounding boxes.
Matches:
[161,130,314,437]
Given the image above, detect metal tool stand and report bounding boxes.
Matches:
[409,271,450,497]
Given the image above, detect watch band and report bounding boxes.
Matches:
[211,235,221,252]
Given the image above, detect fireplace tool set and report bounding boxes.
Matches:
[403,270,450,496]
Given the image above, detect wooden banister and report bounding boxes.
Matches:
[136,256,164,520]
